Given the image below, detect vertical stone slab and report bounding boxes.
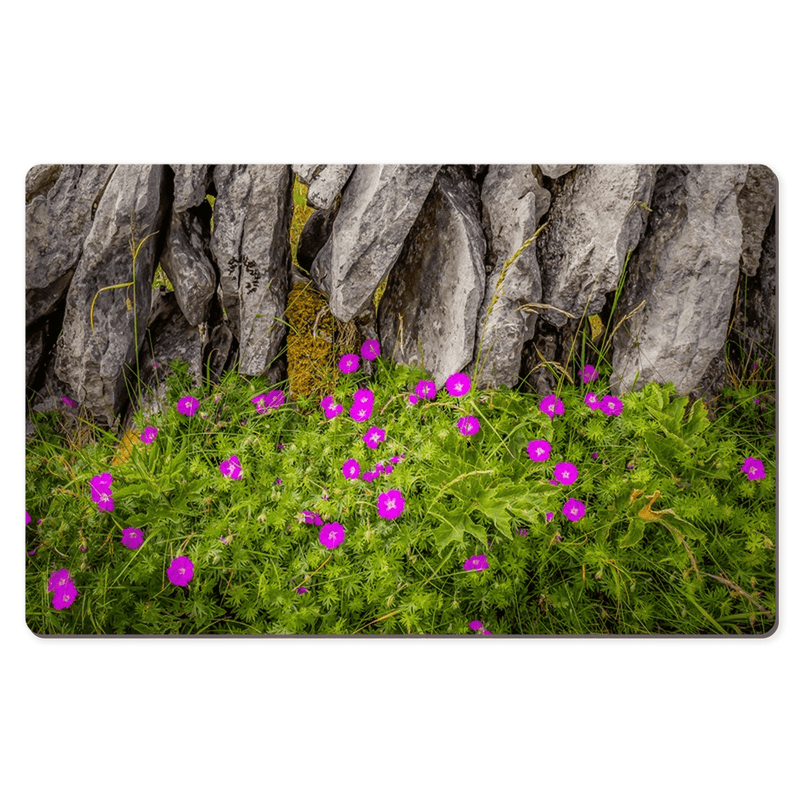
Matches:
[311,164,441,320]
[55,165,170,424]
[737,165,777,277]
[210,165,293,375]
[611,164,749,395]
[473,165,551,388]
[377,166,486,385]
[538,164,657,325]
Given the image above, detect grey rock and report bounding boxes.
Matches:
[206,319,235,382]
[539,165,576,180]
[160,205,217,327]
[210,164,293,375]
[26,164,116,326]
[26,165,63,202]
[737,165,777,276]
[296,205,337,273]
[171,164,212,213]
[306,164,355,210]
[312,164,441,320]
[132,289,204,422]
[292,165,323,184]
[473,165,551,388]
[55,165,170,425]
[26,325,48,390]
[611,164,749,395]
[377,166,486,385]
[538,164,657,325]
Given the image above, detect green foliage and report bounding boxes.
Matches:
[25,357,776,635]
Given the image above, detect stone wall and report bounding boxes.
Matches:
[25,164,777,427]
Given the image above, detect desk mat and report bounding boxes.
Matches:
[24,164,777,635]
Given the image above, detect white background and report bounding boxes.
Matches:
[4,2,795,798]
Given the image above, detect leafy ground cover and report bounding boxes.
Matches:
[25,343,776,635]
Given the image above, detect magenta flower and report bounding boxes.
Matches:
[445,372,471,397]
[342,458,361,479]
[140,426,158,444]
[545,512,554,522]
[177,395,199,416]
[468,620,483,631]
[353,388,374,406]
[363,426,386,449]
[360,339,380,361]
[563,498,586,521]
[296,586,309,595]
[591,451,599,460]
[338,354,359,374]
[167,555,194,586]
[415,380,437,400]
[319,522,345,549]
[362,470,377,483]
[599,395,623,416]
[48,568,71,592]
[301,510,324,525]
[517,528,528,536]
[52,581,78,610]
[61,396,78,408]
[220,455,243,480]
[552,461,578,486]
[741,457,766,481]
[377,489,405,520]
[457,415,480,436]
[321,395,335,412]
[539,394,565,419]
[585,392,601,410]
[384,463,394,475]
[390,456,401,464]
[26,510,31,525]
[463,554,489,572]
[265,389,285,409]
[121,527,144,549]
[90,473,114,512]
[251,393,268,412]
[349,403,373,422]
[408,393,419,405]
[580,364,599,383]
[325,403,343,419]
[527,439,551,461]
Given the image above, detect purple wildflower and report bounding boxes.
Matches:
[527,439,551,461]
[350,403,373,422]
[377,489,405,520]
[585,392,601,410]
[301,510,324,525]
[360,339,380,361]
[48,569,71,592]
[61,396,78,409]
[457,415,480,436]
[265,390,285,409]
[167,555,194,587]
[275,477,282,485]
[319,522,345,550]
[517,528,528,536]
[363,426,386,449]
[220,455,243,480]
[468,620,484,631]
[362,471,377,483]
[463,554,489,572]
[342,458,361,480]
[581,364,599,383]
[741,457,766,481]
[140,426,158,444]
[552,461,578,486]
[338,354,359,374]
[445,372,471,397]
[321,395,335,412]
[121,527,144,549]
[325,403,344,419]
[591,451,599,460]
[563,498,586,521]
[177,395,199,416]
[415,380,437,400]
[296,586,309,595]
[599,395,623,416]
[539,394,565,419]
[353,388,374,406]
[26,510,31,525]
[90,473,114,512]
[251,393,268,413]
[408,393,419,405]
[384,463,394,475]
[390,456,401,464]
[546,512,554,522]
[52,581,78,610]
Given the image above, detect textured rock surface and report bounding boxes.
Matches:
[296,206,338,273]
[611,164,749,395]
[171,164,212,213]
[306,164,354,210]
[26,165,63,202]
[292,165,323,184]
[209,164,293,374]
[377,166,486,385]
[160,204,217,327]
[473,165,551,388]
[55,165,170,425]
[312,164,441,320]
[538,164,657,326]
[539,165,576,180]
[26,164,116,326]
[737,165,777,277]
